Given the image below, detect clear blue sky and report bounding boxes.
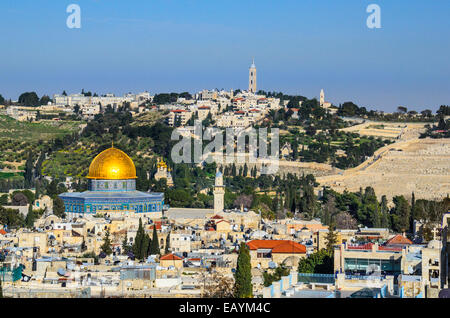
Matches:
[1,0,449,112]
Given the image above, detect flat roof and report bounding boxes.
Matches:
[166,208,214,219]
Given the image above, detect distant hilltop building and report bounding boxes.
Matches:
[52,92,151,109]
[154,158,174,187]
[249,58,257,94]
[59,145,164,218]
[320,89,332,108]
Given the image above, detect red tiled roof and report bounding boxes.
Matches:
[198,106,210,109]
[171,109,187,113]
[0,229,7,235]
[211,215,224,220]
[216,220,230,224]
[160,253,183,261]
[386,235,413,246]
[235,111,245,114]
[148,222,162,230]
[247,240,306,254]
[207,228,216,231]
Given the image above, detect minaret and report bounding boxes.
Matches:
[249,58,257,94]
[320,89,325,107]
[214,170,225,213]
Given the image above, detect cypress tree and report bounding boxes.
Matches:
[410,192,416,233]
[24,151,33,188]
[380,195,390,228]
[143,234,151,259]
[101,229,113,256]
[325,223,338,251]
[234,242,252,298]
[165,231,171,254]
[133,218,145,259]
[150,225,160,255]
[392,195,410,233]
[25,204,35,228]
[243,164,248,177]
[122,232,129,255]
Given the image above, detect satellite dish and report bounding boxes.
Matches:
[408,265,414,275]
[57,268,66,276]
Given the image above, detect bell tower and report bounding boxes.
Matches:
[249,58,257,94]
[214,170,225,213]
[320,89,325,106]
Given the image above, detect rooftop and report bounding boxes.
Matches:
[247,240,306,254]
[160,253,183,261]
[386,235,413,246]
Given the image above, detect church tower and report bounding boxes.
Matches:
[248,58,257,94]
[320,89,325,107]
[214,170,225,213]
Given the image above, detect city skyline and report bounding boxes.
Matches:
[1,0,450,112]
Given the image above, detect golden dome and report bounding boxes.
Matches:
[88,147,137,180]
[157,158,167,170]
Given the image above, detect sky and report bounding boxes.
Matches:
[0,0,449,112]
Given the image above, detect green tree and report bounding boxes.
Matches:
[150,225,160,255]
[0,206,25,228]
[133,218,146,260]
[0,194,9,205]
[380,195,390,228]
[391,195,410,233]
[25,204,35,228]
[325,223,338,251]
[298,249,333,274]
[21,190,35,204]
[410,192,416,233]
[52,197,65,218]
[18,92,39,106]
[234,242,253,298]
[100,229,113,256]
[165,231,171,254]
[24,152,34,188]
[39,95,51,106]
[143,234,151,258]
[263,265,290,287]
[122,232,130,254]
[46,179,59,197]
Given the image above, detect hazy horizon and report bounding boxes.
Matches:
[1,0,449,112]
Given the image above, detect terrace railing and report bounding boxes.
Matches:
[297,273,335,284]
[345,274,386,281]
